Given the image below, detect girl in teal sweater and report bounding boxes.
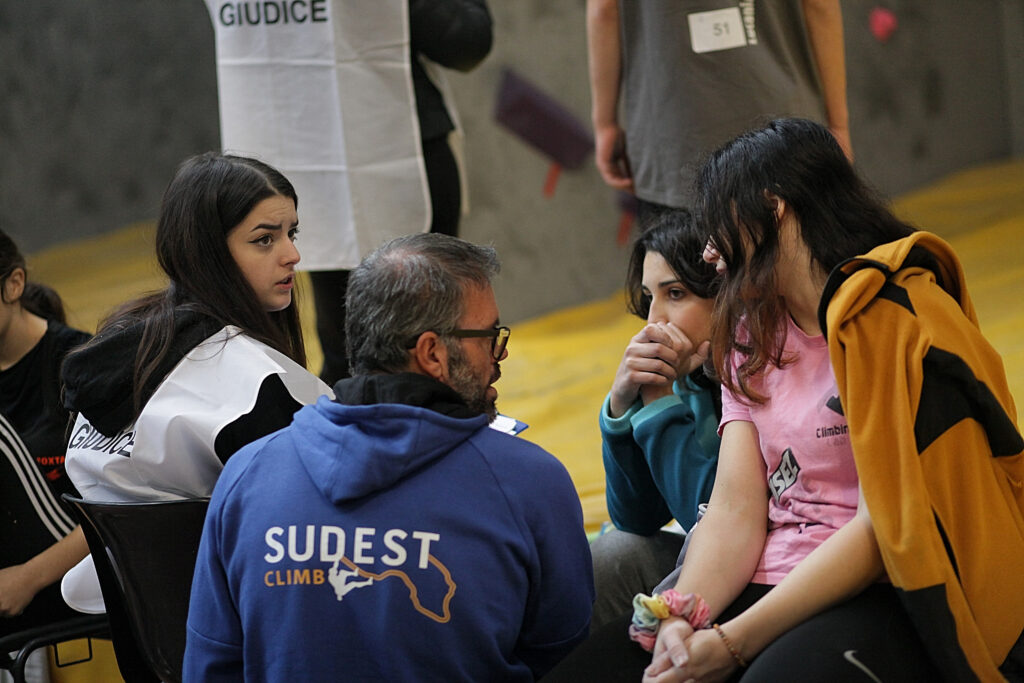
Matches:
[591,210,721,629]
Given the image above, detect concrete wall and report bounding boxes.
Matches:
[2,0,1021,322]
[0,2,219,254]
[843,1,1014,193]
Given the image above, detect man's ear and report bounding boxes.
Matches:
[408,331,448,381]
[1,267,25,304]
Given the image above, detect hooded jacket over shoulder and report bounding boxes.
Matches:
[62,311,331,502]
[185,373,594,682]
[821,231,1024,681]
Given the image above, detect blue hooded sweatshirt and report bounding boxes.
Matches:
[184,373,594,682]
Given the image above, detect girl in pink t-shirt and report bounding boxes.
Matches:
[641,119,935,681]
[719,315,859,586]
[543,118,956,683]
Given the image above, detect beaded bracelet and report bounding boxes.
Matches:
[627,589,712,652]
[712,623,748,668]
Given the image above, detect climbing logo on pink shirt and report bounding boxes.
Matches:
[768,448,800,503]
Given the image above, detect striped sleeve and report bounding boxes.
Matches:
[0,412,76,541]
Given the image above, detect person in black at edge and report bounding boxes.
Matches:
[0,228,90,640]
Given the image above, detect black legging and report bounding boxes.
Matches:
[311,135,461,384]
[542,583,940,682]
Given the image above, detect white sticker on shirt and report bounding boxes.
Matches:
[688,8,748,54]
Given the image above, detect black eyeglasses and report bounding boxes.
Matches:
[405,326,511,359]
[447,326,511,360]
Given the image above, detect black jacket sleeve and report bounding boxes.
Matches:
[409,0,493,72]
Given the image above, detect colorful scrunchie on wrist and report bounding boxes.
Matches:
[627,589,712,652]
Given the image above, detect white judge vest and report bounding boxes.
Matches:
[204,0,441,270]
[64,326,332,503]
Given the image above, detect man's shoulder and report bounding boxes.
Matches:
[470,425,558,460]
[467,428,575,491]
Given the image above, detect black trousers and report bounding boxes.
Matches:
[542,583,940,682]
[311,135,460,384]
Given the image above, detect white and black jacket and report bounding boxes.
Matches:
[62,312,332,502]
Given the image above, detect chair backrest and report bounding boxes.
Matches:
[62,495,210,683]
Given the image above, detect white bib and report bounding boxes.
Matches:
[204,0,432,269]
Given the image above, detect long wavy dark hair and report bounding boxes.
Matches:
[694,118,914,403]
[625,210,722,405]
[0,229,67,323]
[626,209,720,318]
[76,153,306,415]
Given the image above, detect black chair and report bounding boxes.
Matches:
[0,614,109,683]
[61,495,210,683]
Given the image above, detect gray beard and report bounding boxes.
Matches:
[446,343,497,422]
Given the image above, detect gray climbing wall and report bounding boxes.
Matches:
[2,0,1020,322]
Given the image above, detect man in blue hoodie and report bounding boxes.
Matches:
[184,233,594,682]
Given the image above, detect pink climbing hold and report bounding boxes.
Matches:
[869,7,898,43]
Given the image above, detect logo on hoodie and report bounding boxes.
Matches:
[263,524,456,623]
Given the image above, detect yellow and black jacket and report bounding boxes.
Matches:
[821,231,1024,682]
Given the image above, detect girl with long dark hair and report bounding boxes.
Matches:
[590,210,721,630]
[650,118,1023,681]
[60,153,332,610]
[546,118,1023,682]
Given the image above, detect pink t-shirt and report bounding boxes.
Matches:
[720,317,858,584]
